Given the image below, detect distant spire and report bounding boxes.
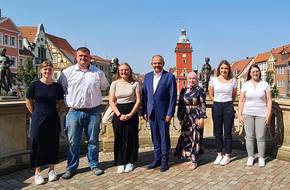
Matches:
[178,29,190,43]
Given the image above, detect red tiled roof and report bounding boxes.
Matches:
[0,18,20,33]
[18,26,37,43]
[91,55,104,61]
[271,44,290,66]
[46,33,75,56]
[254,52,271,63]
[232,57,254,73]
[271,44,290,54]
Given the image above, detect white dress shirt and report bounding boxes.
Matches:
[153,70,162,93]
[58,64,109,108]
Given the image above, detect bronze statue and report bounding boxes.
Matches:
[0,48,13,94]
[109,57,119,74]
[199,57,212,93]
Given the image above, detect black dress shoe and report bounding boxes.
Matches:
[160,164,169,172]
[147,161,161,169]
[61,170,76,180]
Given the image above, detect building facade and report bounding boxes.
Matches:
[175,29,193,94]
[0,16,22,73]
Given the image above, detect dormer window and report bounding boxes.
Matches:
[281,52,289,60]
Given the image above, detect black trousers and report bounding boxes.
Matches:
[112,102,139,166]
[212,101,235,154]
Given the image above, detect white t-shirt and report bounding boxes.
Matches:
[209,77,237,102]
[241,80,271,117]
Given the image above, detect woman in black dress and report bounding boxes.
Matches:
[175,71,207,169]
[26,61,64,185]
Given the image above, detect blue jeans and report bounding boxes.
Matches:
[65,107,101,172]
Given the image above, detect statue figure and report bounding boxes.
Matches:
[199,57,212,93]
[109,57,119,74]
[0,48,13,94]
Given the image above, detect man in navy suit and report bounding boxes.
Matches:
[142,55,177,172]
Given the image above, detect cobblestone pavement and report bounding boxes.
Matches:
[1,148,290,190]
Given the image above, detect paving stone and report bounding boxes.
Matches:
[1,148,290,189]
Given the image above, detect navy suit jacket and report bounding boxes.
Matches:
[142,70,177,119]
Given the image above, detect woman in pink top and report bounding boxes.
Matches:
[238,65,272,167]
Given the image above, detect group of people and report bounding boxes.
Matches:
[26,47,272,185]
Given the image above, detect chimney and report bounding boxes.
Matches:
[0,8,1,17]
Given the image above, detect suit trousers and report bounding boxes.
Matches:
[212,101,235,154]
[149,109,171,164]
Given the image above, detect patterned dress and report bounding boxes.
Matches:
[175,85,207,162]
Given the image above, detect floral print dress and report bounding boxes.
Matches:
[175,85,207,163]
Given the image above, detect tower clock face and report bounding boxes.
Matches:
[182,53,187,58]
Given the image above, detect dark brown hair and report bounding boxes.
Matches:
[76,47,90,54]
[246,64,261,81]
[115,63,136,83]
[217,60,233,79]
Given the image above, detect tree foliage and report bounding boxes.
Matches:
[17,58,37,87]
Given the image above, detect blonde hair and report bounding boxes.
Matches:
[40,60,53,69]
[115,63,136,83]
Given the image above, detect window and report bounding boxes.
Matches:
[10,36,16,47]
[183,80,186,88]
[277,66,285,75]
[19,39,23,49]
[0,33,3,45]
[11,56,16,67]
[53,72,58,80]
[182,68,187,76]
[4,34,9,45]
[19,58,24,65]
[52,54,57,63]
[281,53,289,60]
[38,47,46,60]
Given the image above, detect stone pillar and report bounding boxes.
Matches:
[0,101,29,174]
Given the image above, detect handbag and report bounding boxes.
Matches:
[177,88,186,121]
[102,106,114,124]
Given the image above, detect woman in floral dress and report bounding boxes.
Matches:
[175,71,207,169]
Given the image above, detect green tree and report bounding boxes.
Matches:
[272,84,279,98]
[266,70,274,86]
[16,58,37,97]
[17,58,37,87]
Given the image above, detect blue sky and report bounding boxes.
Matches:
[1,0,290,74]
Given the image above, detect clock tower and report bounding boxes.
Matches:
[175,29,193,93]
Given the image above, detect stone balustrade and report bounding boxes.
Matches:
[1,98,289,174]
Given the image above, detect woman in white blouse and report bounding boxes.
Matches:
[238,64,272,167]
[209,60,237,166]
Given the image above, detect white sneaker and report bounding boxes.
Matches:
[214,155,223,165]
[34,174,45,185]
[246,156,255,167]
[258,157,265,167]
[48,170,58,182]
[124,163,134,173]
[220,156,231,166]
[117,165,125,174]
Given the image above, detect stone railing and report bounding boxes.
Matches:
[1,98,290,174]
